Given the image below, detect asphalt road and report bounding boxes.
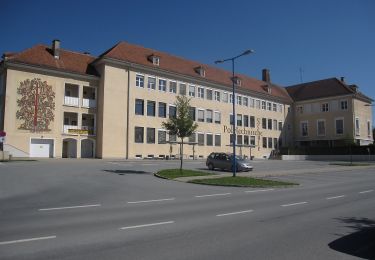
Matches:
[0,159,374,259]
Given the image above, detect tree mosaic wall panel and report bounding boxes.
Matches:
[16,78,55,132]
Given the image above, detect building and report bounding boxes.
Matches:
[0,40,372,159]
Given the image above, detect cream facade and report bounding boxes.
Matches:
[0,41,372,159]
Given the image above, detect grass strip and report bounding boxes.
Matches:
[156,169,214,179]
[189,176,297,187]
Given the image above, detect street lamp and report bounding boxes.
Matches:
[215,49,254,177]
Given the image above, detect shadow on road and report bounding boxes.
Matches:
[103,169,150,175]
[329,217,375,259]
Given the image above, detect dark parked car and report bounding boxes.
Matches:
[206,152,253,172]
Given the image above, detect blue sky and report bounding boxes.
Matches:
[2,0,374,121]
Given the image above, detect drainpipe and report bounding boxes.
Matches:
[126,67,130,159]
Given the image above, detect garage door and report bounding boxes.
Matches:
[30,139,54,158]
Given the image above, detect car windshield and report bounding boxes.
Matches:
[229,155,244,160]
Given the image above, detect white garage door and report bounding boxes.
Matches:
[30,139,54,158]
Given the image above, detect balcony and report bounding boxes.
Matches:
[63,125,79,134]
[64,83,79,107]
[64,96,79,107]
[82,86,96,108]
[82,98,96,108]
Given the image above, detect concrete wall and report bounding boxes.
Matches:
[282,154,375,161]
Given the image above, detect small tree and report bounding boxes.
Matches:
[162,96,198,170]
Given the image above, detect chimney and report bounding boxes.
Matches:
[52,39,60,59]
[262,69,271,83]
[340,77,345,83]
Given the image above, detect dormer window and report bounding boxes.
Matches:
[148,54,160,66]
[263,85,272,94]
[232,76,241,86]
[194,66,206,77]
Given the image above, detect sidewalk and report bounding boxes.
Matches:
[174,164,375,182]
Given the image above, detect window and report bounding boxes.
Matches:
[158,102,167,118]
[250,116,255,128]
[321,103,329,112]
[244,115,249,127]
[297,106,303,114]
[262,137,267,148]
[274,138,278,149]
[268,137,273,149]
[273,103,277,112]
[237,135,242,145]
[273,119,277,130]
[230,114,234,125]
[147,77,156,90]
[206,133,213,146]
[368,121,371,137]
[250,136,256,146]
[198,109,205,122]
[215,134,221,146]
[198,133,204,146]
[135,99,144,115]
[159,79,166,92]
[214,91,221,102]
[147,128,155,144]
[279,104,283,113]
[262,101,266,110]
[179,83,186,95]
[169,134,177,142]
[237,95,242,105]
[317,120,325,136]
[262,118,267,129]
[223,92,228,102]
[214,111,221,124]
[158,130,167,144]
[335,118,344,135]
[189,133,196,143]
[169,81,177,93]
[355,117,360,136]
[278,121,283,131]
[169,105,176,118]
[340,100,348,110]
[189,107,196,121]
[243,97,248,106]
[237,114,242,126]
[147,101,156,116]
[206,109,213,123]
[206,89,213,100]
[229,94,233,104]
[256,100,261,109]
[189,85,195,97]
[301,121,308,137]
[230,134,235,144]
[135,127,144,143]
[136,74,144,88]
[268,119,272,130]
[244,135,249,145]
[267,102,272,111]
[250,98,255,108]
[198,87,205,98]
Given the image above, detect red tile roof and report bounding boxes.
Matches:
[286,78,373,102]
[101,42,293,103]
[4,45,98,76]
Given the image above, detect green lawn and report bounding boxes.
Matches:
[189,176,297,187]
[156,169,214,179]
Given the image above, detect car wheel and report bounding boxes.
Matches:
[208,163,214,170]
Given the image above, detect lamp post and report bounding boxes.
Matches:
[215,49,254,177]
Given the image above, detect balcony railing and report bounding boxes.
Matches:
[82,98,97,108]
[63,125,79,134]
[64,96,79,107]
[82,125,95,135]
[63,125,95,135]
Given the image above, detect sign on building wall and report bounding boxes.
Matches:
[16,78,55,132]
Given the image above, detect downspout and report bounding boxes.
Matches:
[126,67,130,159]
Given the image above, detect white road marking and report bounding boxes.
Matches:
[39,204,101,211]
[281,202,307,207]
[245,189,274,193]
[141,163,159,166]
[127,198,175,204]
[195,193,231,198]
[0,236,56,245]
[326,195,345,200]
[359,190,373,194]
[216,209,254,217]
[120,221,174,230]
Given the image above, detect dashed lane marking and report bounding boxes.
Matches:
[120,221,174,230]
[281,202,308,207]
[39,204,101,211]
[245,189,274,193]
[0,236,56,245]
[127,198,175,204]
[216,209,254,217]
[195,193,231,198]
[326,195,345,200]
[359,190,373,194]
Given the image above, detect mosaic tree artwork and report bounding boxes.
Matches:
[16,78,55,132]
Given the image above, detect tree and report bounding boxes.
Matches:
[162,96,198,170]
